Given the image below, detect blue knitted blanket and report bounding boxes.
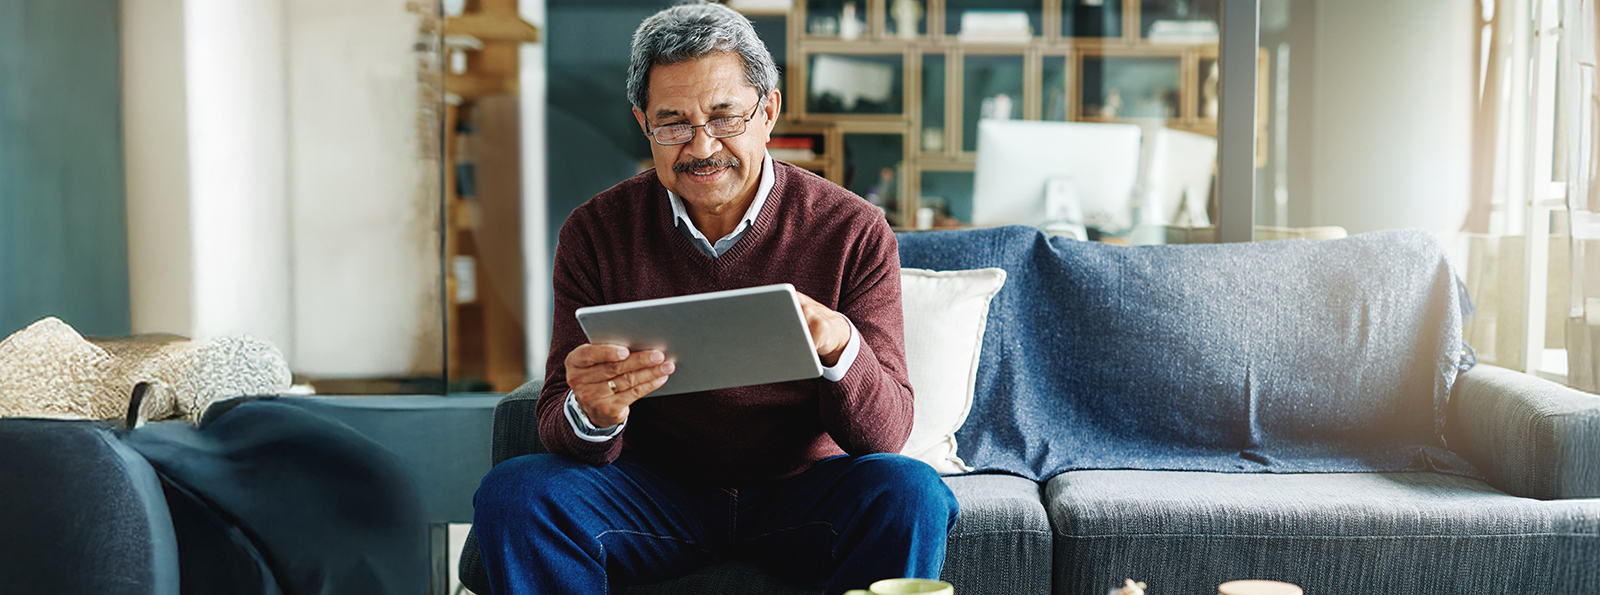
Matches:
[897,226,1480,481]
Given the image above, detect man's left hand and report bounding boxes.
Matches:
[795,291,851,367]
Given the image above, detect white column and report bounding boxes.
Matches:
[521,0,550,378]
[122,0,195,335]
[184,0,296,356]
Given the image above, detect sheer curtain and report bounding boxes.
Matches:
[1562,0,1600,390]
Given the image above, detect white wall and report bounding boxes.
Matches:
[123,0,194,336]
[123,0,442,378]
[1304,0,1476,234]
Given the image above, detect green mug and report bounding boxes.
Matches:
[868,578,955,595]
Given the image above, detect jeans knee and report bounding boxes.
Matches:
[474,454,586,519]
[851,454,959,523]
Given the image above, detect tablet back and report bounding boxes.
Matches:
[574,284,824,397]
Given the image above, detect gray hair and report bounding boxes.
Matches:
[627,2,779,114]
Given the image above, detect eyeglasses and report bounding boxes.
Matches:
[645,102,762,146]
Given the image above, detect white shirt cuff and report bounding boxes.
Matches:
[820,317,861,382]
[565,390,624,442]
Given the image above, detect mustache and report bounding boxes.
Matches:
[673,156,741,173]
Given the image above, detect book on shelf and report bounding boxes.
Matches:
[726,0,792,13]
[957,10,1031,43]
[767,136,818,162]
[1147,19,1219,44]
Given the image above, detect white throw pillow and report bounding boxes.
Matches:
[898,267,1006,474]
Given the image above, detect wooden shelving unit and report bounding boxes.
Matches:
[743,0,1236,229]
[444,0,540,392]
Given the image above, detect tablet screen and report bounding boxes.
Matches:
[574,284,824,396]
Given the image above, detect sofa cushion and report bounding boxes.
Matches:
[1047,470,1600,595]
[940,473,1052,595]
[899,267,1007,473]
[897,226,1478,480]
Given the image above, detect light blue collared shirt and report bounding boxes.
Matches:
[667,152,777,258]
[564,152,864,440]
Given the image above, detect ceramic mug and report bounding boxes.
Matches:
[1218,579,1303,595]
[869,578,955,595]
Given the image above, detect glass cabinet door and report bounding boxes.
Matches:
[920,170,976,228]
[1080,55,1182,120]
[807,53,905,115]
[806,0,867,40]
[946,0,1041,42]
[1063,0,1125,38]
[962,54,1025,152]
[842,133,905,224]
[1140,0,1220,41]
[921,53,947,152]
[1042,55,1069,121]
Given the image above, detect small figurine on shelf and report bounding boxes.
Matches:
[1099,87,1123,119]
[840,1,864,40]
[980,93,1015,121]
[1203,62,1220,119]
[1108,578,1147,595]
[891,0,922,40]
[865,166,895,208]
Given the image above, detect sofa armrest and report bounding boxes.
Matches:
[0,419,180,594]
[1450,364,1600,499]
[490,379,546,466]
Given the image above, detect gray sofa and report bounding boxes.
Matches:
[460,226,1600,595]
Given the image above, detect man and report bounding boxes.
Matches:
[472,3,959,594]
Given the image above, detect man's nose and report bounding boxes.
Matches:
[684,126,722,158]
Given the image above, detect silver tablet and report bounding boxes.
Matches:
[574,283,825,397]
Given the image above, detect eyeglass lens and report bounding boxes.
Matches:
[654,117,743,144]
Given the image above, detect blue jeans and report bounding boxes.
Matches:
[473,452,960,595]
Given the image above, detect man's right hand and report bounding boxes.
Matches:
[566,344,675,428]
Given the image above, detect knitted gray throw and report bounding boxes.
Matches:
[0,317,291,423]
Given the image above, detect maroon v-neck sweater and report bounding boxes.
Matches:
[537,161,914,487]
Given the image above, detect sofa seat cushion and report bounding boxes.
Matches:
[941,473,1052,595]
[611,473,1052,595]
[1047,470,1600,595]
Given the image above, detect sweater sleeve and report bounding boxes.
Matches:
[537,211,627,467]
[816,217,916,455]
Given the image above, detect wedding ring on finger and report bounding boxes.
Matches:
[608,380,617,393]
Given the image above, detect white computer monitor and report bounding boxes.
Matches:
[971,120,1143,236]
[1140,126,1218,228]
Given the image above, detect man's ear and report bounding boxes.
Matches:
[633,106,649,135]
[758,89,782,139]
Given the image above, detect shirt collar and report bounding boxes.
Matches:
[668,152,775,245]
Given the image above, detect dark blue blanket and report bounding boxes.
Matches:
[897,226,1480,481]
